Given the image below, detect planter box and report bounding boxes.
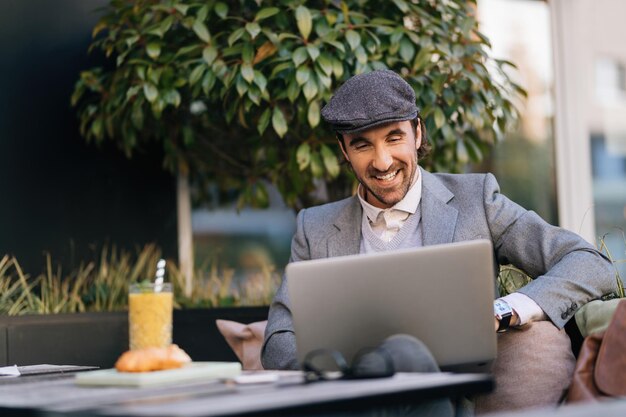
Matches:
[0,307,268,368]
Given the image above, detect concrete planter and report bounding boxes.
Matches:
[0,306,268,368]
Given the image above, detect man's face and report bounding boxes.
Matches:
[340,120,421,209]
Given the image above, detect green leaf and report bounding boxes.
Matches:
[236,76,248,97]
[456,140,469,164]
[163,89,181,107]
[228,28,245,46]
[253,70,267,92]
[248,87,261,106]
[310,152,323,178]
[192,20,211,43]
[91,117,103,139]
[146,43,161,60]
[296,142,311,170]
[241,63,254,83]
[242,42,254,64]
[258,108,271,135]
[317,54,333,76]
[125,35,140,48]
[287,79,300,102]
[443,88,455,106]
[215,2,228,19]
[432,73,446,95]
[292,47,308,67]
[307,100,320,128]
[143,83,158,103]
[136,66,146,81]
[189,64,205,86]
[271,61,292,77]
[346,30,361,51]
[354,46,367,65]
[323,39,345,54]
[412,47,431,71]
[295,5,312,41]
[391,0,409,13]
[316,69,331,89]
[441,123,455,142]
[172,3,188,15]
[196,4,209,21]
[202,46,218,65]
[296,66,311,85]
[320,144,340,177]
[303,78,318,101]
[246,22,261,40]
[434,107,446,129]
[332,58,344,78]
[255,7,279,21]
[399,39,415,62]
[131,103,143,130]
[201,71,216,94]
[306,44,320,61]
[159,15,174,36]
[272,107,287,138]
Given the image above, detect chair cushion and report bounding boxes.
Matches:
[474,321,576,414]
[215,319,267,370]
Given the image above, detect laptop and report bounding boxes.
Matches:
[286,239,497,372]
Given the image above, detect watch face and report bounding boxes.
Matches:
[494,300,512,316]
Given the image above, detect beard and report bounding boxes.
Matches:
[358,161,417,208]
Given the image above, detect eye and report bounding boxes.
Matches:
[351,141,371,150]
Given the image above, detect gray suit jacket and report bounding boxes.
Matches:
[262,170,617,370]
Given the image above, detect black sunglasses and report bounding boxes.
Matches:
[302,347,395,383]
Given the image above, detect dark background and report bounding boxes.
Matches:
[0,0,178,273]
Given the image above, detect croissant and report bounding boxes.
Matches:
[115,344,192,372]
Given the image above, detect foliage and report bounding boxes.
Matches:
[72,0,523,209]
[597,230,626,298]
[0,245,279,315]
[497,264,531,297]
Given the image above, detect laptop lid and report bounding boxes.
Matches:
[286,239,497,372]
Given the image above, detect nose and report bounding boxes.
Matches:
[372,146,393,172]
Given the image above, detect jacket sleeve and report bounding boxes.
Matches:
[261,208,310,370]
[482,173,618,328]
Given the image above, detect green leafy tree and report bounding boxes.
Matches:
[73,0,524,209]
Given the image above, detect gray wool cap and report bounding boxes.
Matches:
[321,69,419,134]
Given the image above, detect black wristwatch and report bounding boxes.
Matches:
[494,299,513,333]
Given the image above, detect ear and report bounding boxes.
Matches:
[414,120,422,150]
[338,138,350,162]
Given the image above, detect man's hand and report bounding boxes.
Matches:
[494,311,520,331]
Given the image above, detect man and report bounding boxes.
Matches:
[262,70,616,377]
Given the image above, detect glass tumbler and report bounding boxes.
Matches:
[128,282,173,350]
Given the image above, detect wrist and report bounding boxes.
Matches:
[494,299,513,332]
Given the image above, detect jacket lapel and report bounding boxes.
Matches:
[327,196,362,257]
[421,169,459,246]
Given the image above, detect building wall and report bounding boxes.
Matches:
[0,0,177,272]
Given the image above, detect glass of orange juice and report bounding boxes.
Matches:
[128,282,173,350]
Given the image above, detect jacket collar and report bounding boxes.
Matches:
[327,168,459,256]
[420,169,458,246]
[328,196,362,257]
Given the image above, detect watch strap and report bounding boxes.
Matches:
[494,299,513,333]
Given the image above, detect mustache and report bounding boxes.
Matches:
[367,164,404,177]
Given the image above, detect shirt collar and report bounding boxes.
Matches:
[357,167,422,223]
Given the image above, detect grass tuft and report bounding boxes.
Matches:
[0,245,279,316]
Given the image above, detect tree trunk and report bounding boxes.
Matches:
[177,170,193,297]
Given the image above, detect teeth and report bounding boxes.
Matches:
[376,171,397,181]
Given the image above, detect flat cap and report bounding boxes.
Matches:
[321,69,419,134]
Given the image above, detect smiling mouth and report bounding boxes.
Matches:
[374,170,400,181]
